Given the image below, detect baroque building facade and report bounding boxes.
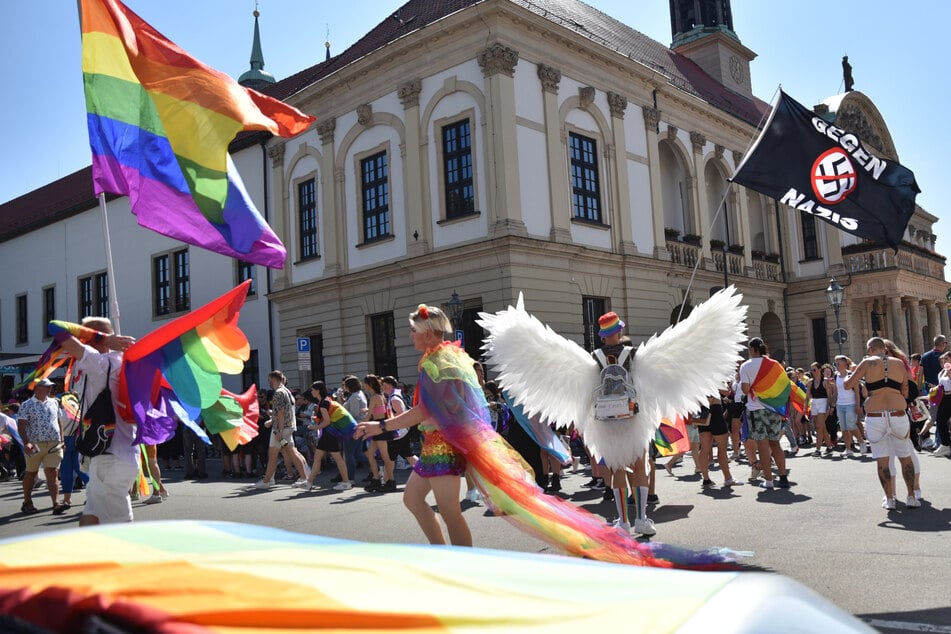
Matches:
[0,0,945,396]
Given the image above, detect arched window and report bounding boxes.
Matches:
[659,141,692,234]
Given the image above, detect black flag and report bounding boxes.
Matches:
[731,90,919,249]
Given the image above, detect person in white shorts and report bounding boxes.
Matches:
[845,337,916,510]
[58,317,138,524]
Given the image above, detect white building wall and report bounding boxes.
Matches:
[516,125,552,238]
[514,59,544,121]
[628,161,655,253]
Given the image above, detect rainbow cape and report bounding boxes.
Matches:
[750,357,792,415]
[418,342,734,570]
[118,281,258,450]
[321,400,358,440]
[80,0,315,268]
[655,416,690,457]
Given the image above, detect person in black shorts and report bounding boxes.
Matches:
[297,381,350,492]
[697,391,737,488]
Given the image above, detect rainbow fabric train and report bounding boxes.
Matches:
[322,400,358,440]
[749,357,792,415]
[418,342,733,570]
[80,0,314,268]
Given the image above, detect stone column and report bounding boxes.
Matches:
[926,302,939,342]
[607,91,636,254]
[398,79,429,257]
[908,299,922,354]
[643,106,667,259]
[478,44,526,237]
[315,119,341,276]
[689,131,709,260]
[267,141,289,284]
[538,64,570,244]
[889,296,906,355]
[940,302,950,340]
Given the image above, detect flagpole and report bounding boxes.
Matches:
[98,192,122,335]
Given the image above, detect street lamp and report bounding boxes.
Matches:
[826,277,844,355]
[447,290,464,330]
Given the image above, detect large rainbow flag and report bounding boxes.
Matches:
[790,381,807,415]
[81,0,314,268]
[0,521,873,633]
[749,357,792,415]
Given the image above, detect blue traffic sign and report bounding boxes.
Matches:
[297,337,310,353]
[455,330,465,346]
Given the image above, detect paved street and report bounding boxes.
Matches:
[1,445,949,632]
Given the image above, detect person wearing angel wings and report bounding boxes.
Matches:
[479,288,748,537]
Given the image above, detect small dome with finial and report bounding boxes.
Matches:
[238,7,275,89]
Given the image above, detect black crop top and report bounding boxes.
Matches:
[809,378,828,399]
[865,356,904,392]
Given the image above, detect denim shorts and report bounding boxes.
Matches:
[836,404,858,431]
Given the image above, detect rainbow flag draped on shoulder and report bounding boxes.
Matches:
[80,0,315,268]
[750,357,792,416]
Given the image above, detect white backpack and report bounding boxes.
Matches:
[592,348,639,421]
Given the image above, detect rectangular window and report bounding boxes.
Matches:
[236,260,257,297]
[370,313,398,378]
[801,212,819,260]
[78,272,109,319]
[16,294,28,345]
[569,132,602,222]
[298,179,318,260]
[43,287,55,336]
[443,119,474,218]
[95,273,109,317]
[582,296,608,352]
[361,151,390,242]
[153,248,189,317]
[241,349,259,391]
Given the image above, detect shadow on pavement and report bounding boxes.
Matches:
[858,606,951,633]
[754,488,812,504]
[878,500,951,532]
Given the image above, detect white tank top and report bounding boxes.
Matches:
[835,374,856,406]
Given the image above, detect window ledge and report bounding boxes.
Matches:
[799,257,823,264]
[356,234,396,249]
[571,217,611,230]
[294,255,322,265]
[152,309,190,322]
[437,210,481,226]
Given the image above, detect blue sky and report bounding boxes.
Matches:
[2,1,948,265]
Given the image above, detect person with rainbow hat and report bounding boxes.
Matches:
[592,311,656,536]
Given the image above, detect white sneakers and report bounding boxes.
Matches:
[332,481,352,491]
[251,479,273,490]
[633,518,656,536]
[291,479,308,488]
[905,496,921,508]
[144,493,163,505]
[465,489,483,504]
[611,519,631,533]
[882,496,896,510]
[933,445,951,457]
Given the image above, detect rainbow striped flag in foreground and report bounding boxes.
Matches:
[750,357,792,416]
[790,381,807,415]
[81,0,314,268]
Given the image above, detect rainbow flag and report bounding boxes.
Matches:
[750,357,791,415]
[790,382,807,415]
[655,416,689,456]
[81,0,314,268]
[323,400,358,439]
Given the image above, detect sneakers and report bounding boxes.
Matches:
[592,477,606,489]
[882,496,896,510]
[583,477,600,487]
[301,482,313,492]
[611,519,631,533]
[332,481,352,491]
[646,493,660,504]
[546,474,562,492]
[862,444,870,456]
[144,493,164,505]
[758,480,775,489]
[633,518,656,536]
[776,475,790,488]
[905,496,921,508]
[381,480,398,493]
[722,478,738,487]
[701,479,715,488]
[602,488,615,503]
[914,489,923,500]
[933,445,951,457]
[291,479,308,488]
[364,479,383,493]
[251,478,273,490]
[465,489,483,504]
[844,449,854,458]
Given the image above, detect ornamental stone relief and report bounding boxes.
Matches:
[477,44,519,77]
[537,64,561,93]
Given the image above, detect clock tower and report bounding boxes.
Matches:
[669,0,756,98]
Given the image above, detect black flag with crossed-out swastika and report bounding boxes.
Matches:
[731,90,919,249]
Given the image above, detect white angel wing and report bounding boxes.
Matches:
[633,285,748,419]
[478,294,598,428]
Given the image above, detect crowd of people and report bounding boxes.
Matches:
[3,312,949,551]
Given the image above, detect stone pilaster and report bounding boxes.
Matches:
[643,107,666,258]
[477,43,518,77]
[317,117,340,276]
[537,64,561,94]
[397,79,422,108]
[606,92,634,254]
[540,66,570,243]
[889,296,906,354]
[399,80,428,256]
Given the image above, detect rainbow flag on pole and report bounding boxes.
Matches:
[790,382,807,415]
[655,416,690,456]
[80,0,315,268]
[750,357,792,416]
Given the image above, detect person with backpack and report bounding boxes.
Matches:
[590,312,655,536]
[56,317,137,525]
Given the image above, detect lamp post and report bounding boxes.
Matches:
[447,290,464,331]
[826,277,844,355]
